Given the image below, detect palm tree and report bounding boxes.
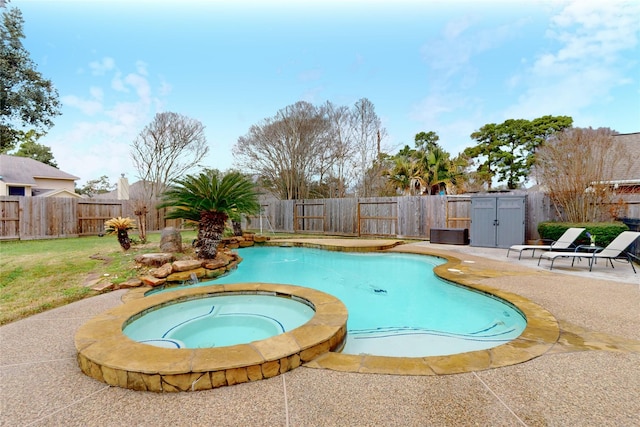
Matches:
[104,217,136,251]
[383,156,422,196]
[158,171,260,259]
[423,146,452,195]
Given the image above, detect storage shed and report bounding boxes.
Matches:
[470,195,526,248]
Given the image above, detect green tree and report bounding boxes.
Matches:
[76,175,115,197]
[384,131,454,195]
[13,130,58,167]
[158,170,260,259]
[383,154,419,195]
[1,2,61,153]
[465,115,572,190]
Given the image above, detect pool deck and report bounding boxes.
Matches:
[2,239,639,426]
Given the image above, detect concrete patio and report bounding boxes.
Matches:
[1,240,638,426]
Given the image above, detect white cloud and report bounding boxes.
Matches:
[89,86,103,101]
[158,79,172,96]
[505,0,640,120]
[61,95,102,115]
[410,14,528,150]
[111,72,128,93]
[124,73,152,105]
[89,57,115,75]
[51,60,169,184]
[421,15,527,80]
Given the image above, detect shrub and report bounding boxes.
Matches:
[104,217,136,251]
[537,221,629,247]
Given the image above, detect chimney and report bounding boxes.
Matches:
[117,174,130,200]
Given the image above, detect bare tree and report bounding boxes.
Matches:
[130,112,208,240]
[323,101,356,198]
[234,101,330,200]
[535,127,625,222]
[350,98,387,197]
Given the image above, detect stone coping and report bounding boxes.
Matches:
[75,283,348,392]
[264,239,560,375]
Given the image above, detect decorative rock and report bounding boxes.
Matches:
[140,275,167,287]
[253,235,269,243]
[159,227,183,253]
[135,253,174,267]
[117,278,143,289]
[150,263,173,278]
[172,259,203,272]
[238,240,254,248]
[202,258,228,270]
[91,281,115,292]
[166,267,206,282]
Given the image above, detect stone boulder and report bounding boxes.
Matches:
[160,227,183,253]
[150,263,173,279]
[139,275,167,287]
[172,259,203,272]
[134,253,175,267]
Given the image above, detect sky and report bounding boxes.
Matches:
[9,0,640,186]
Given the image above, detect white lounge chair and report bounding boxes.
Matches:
[538,231,640,273]
[507,227,585,260]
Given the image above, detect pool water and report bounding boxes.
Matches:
[153,246,526,357]
[123,294,314,348]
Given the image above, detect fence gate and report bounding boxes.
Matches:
[357,199,398,237]
[294,201,325,233]
[470,195,525,248]
[0,198,20,240]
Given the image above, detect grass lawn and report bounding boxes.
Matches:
[0,230,196,325]
[0,229,380,325]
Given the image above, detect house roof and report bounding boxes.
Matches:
[611,132,640,181]
[0,154,80,185]
[94,180,149,199]
[32,188,83,198]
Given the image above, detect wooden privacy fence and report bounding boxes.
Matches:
[249,193,552,241]
[0,197,181,240]
[2,193,638,242]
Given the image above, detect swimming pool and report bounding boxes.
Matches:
[153,246,526,357]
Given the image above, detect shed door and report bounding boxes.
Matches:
[496,197,525,248]
[470,197,497,247]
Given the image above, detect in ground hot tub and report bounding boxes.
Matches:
[123,294,315,349]
[75,283,347,392]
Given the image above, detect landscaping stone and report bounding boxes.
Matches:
[91,281,115,292]
[203,258,228,270]
[134,253,174,267]
[172,259,203,272]
[166,267,206,282]
[135,248,240,285]
[117,278,143,289]
[140,275,167,287]
[150,263,172,278]
[159,227,183,253]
